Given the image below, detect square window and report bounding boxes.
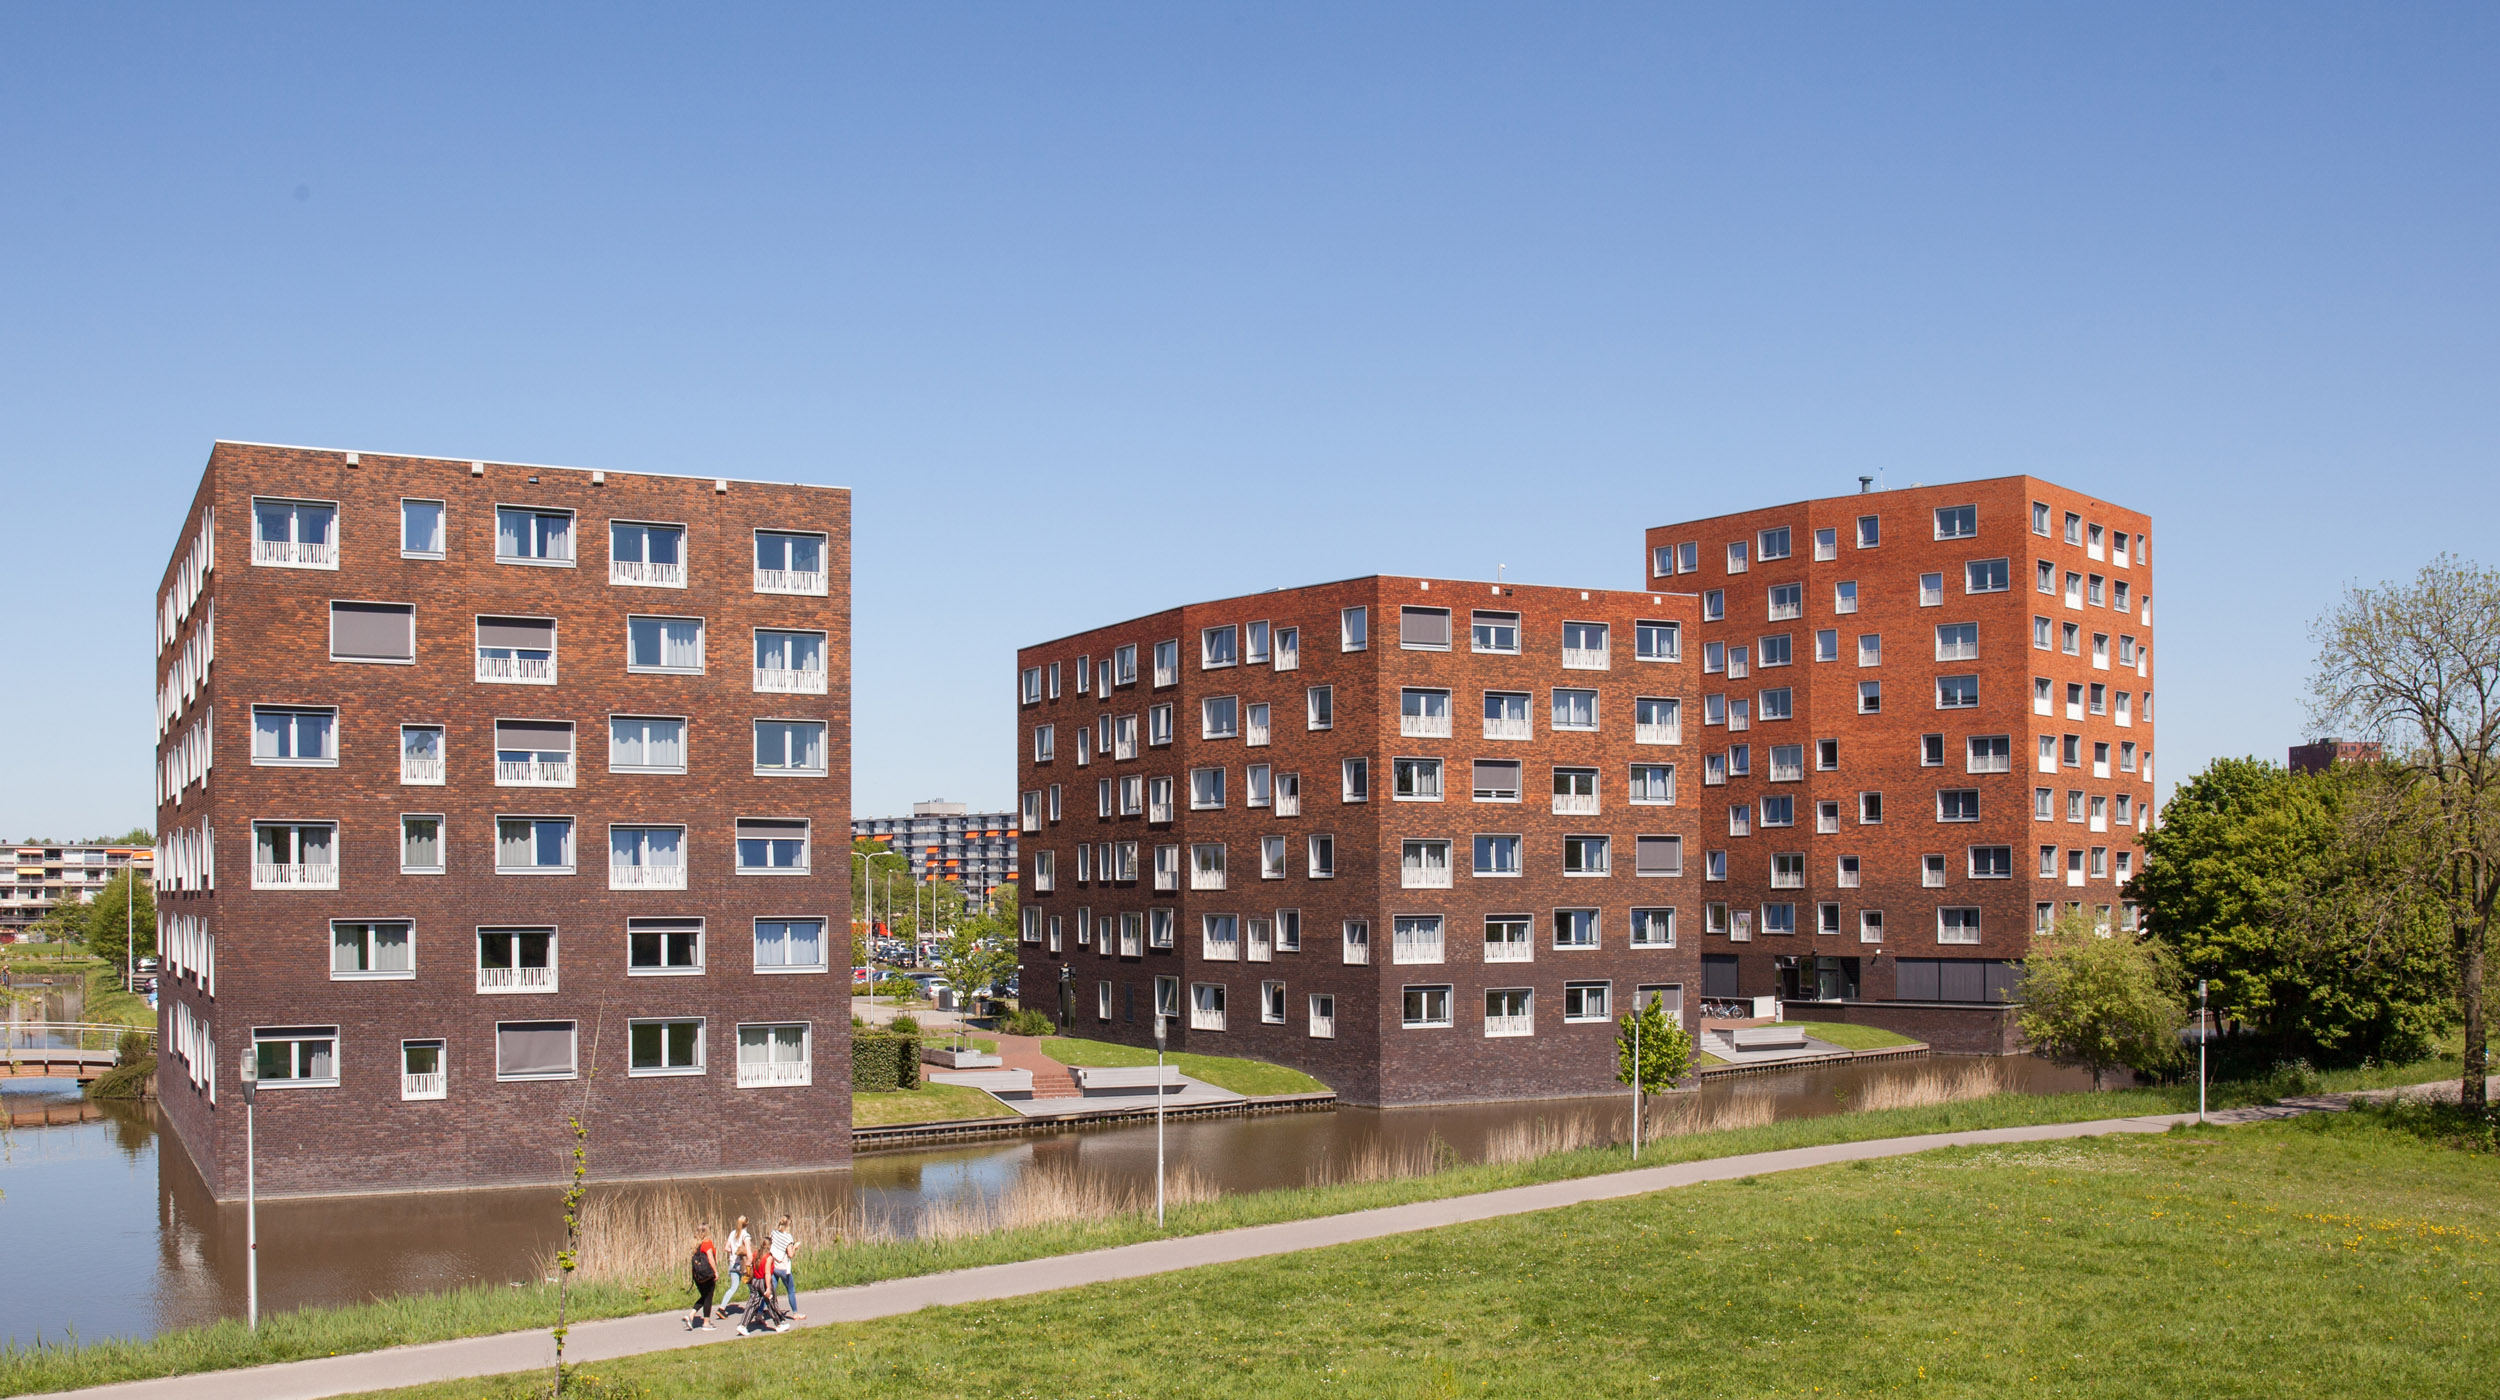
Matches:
[1401,984,1452,1028]
[628,1018,705,1076]
[400,814,444,874]
[1473,834,1523,876]
[1563,980,1611,1020]
[401,499,446,559]
[753,530,829,594]
[331,920,413,979]
[1473,610,1521,653]
[251,497,339,568]
[496,507,576,565]
[626,615,705,674]
[753,918,827,972]
[1856,515,1880,548]
[754,719,828,776]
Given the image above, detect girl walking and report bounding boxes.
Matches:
[720,1216,754,1319]
[686,1231,719,1331]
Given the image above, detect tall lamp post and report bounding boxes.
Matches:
[2197,979,2210,1125]
[236,1047,260,1330]
[1154,1013,1168,1227]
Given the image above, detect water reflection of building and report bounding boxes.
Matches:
[149,442,853,1199]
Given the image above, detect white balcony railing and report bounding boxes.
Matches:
[252,538,335,567]
[1148,799,1175,823]
[609,864,688,890]
[476,654,556,683]
[1484,715,1532,740]
[753,666,829,695]
[400,757,445,785]
[1190,866,1225,891]
[1309,1008,1332,1036]
[1275,791,1301,818]
[1636,722,1678,745]
[1485,1014,1534,1038]
[1400,713,1453,739]
[609,559,686,587]
[1402,862,1453,890]
[754,567,828,596]
[1484,940,1533,964]
[497,758,575,786]
[477,965,558,994]
[1245,715,1271,746]
[401,1071,447,1101]
[1190,1006,1226,1032]
[253,862,338,890]
[1153,867,1178,893]
[737,1059,812,1089]
[1552,792,1600,816]
[1561,646,1609,670]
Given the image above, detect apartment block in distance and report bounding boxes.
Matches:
[2,844,153,940]
[152,441,851,1198]
[1014,578,1701,1106]
[852,800,1018,900]
[1641,478,2154,1049]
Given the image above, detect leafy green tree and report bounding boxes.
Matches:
[27,895,90,948]
[934,921,1018,1050]
[2018,914,2188,1088]
[2310,556,2500,1114]
[92,827,153,846]
[2135,757,2451,1067]
[81,872,157,967]
[1616,991,1695,1143]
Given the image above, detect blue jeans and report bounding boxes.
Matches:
[774,1267,798,1313]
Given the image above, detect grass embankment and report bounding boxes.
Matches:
[358,1108,2500,1400]
[80,964,154,1029]
[850,1081,1011,1127]
[1788,1020,1924,1052]
[1040,1035,1329,1096]
[0,1056,2468,1396]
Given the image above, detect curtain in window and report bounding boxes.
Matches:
[497,1023,575,1077]
[402,818,440,868]
[497,509,526,559]
[498,819,534,867]
[403,727,442,761]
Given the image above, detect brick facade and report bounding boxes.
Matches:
[152,442,851,1198]
[1015,577,1703,1107]
[1641,476,2155,1008]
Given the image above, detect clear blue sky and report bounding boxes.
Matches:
[3,4,2495,837]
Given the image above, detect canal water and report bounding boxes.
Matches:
[0,1045,2102,1350]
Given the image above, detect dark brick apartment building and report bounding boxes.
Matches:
[152,442,850,1198]
[1014,578,1704,1106]
[1643,478,2155,1049]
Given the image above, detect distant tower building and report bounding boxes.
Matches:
[852,800,1017,899]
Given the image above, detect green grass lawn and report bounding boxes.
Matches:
[849,1081,1012,1127]
[1789,1020,1924,1052]
[353,1109,2500,1400]
[1040,1035,1328,1095]
[7,1056,2473,1397]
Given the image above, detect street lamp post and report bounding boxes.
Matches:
[1154,1013,1167,1227]
[237,1047,259,1330]
[2198,979,2210,1125]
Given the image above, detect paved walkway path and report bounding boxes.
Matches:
[55,1083,2491,1400]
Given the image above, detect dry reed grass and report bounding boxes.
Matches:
[1854,1061,2005,1113]
[1481,1112,1612,1165]
[573,1165,1224,1282]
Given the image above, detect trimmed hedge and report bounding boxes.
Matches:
[852,1033,921,1093]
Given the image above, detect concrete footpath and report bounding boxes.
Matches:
[41,1104,2330,1400]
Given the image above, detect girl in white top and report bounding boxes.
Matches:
[722,1217,754,1317]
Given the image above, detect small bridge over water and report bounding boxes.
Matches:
[2,1022,152,1083]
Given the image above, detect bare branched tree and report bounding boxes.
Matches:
[2309,556,2500,1114]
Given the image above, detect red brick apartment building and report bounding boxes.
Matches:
[152,442,850,1198]
[1015,578,1703,1106]
[1641,478,2155,1050]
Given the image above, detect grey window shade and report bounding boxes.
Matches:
[1472,760,1521,796]
[1400,607,1451,647]
[494,720,575,752]
[496,1021,576,1077]
[1636,835,1682,875]
[331,602,415,660]
[1701,955,1740,998]
[735,819,809,838]
[477,617,556,649]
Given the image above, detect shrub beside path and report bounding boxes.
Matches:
[46,1081,2494,1400]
